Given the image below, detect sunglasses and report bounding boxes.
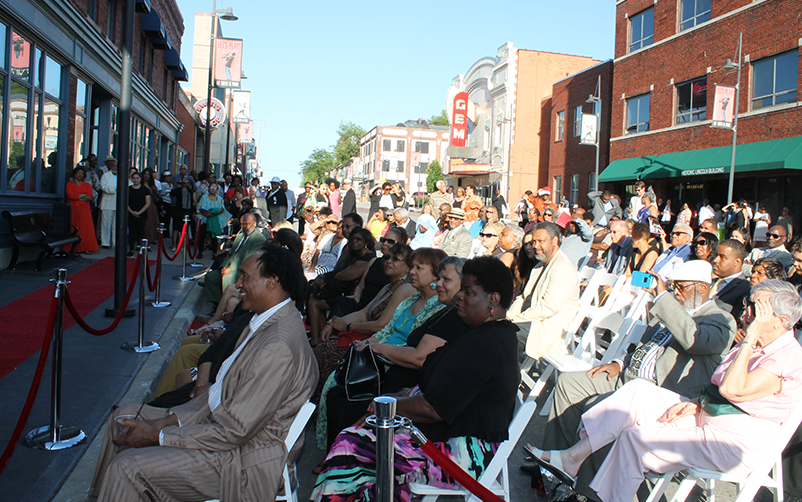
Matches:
[670,231,688,237]
[386,255,406,263]
[766,233,785,240]
[380,237,397,245]
[694,239,709,246]
[668,281,696,293]
[479,233,497,238]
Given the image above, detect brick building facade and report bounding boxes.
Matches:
[545,61,614,205]
[601,0,802,224]
[0,0,195,265]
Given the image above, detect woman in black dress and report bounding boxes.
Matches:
[127,172,152,257]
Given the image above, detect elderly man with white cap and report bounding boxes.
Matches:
[437,207,472,258]
[266,176,288,225]
[538,259,736,498]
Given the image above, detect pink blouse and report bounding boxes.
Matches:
[711,331,802,424]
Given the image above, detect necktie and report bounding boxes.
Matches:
[710,278,724,296]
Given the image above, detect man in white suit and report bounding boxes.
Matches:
[99,156,118,248]
[507,221,580,358]
[90,247,318,502]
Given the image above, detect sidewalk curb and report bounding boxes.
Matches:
[51,281,206,502]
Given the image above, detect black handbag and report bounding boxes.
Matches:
[333,343,386,401]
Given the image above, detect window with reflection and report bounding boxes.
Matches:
[10,32,31,82]
[676,76,707,123]
[8,81,28,191]
[752,51,798,109]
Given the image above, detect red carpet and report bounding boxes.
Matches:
[0,257,138,379]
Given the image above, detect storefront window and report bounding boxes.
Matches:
[44,56,62,99]
[8,81,28,191]
[10,31,31,82]
[74,79,88,161]
[0,24,6,69]
[42,98,60,194]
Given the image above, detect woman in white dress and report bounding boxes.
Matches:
[752,205,771,247]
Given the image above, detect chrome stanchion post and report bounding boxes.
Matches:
[24,269,86,450]
[370,396,397,502]
[174,216,195,281]
[122,240,159,353]
[152,223,171,307]
[190,217,203,268]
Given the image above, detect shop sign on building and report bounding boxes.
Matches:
[580,113,598,145]
[681,166,726,176]
[214,38,243,88]
[711,85,736,129]
[195,97,227,128]
[450,92,469,147]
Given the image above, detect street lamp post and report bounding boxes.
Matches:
[585,75,602,191]
[202,1,237,177]
[721,33,743,205]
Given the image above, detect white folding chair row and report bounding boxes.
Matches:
[605,276,655,322]
[204,401,317,502]
[645,398,802,502]
[410,397,537,502]
[576,253,592,272]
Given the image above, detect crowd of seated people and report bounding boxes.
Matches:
[89,177,802,502]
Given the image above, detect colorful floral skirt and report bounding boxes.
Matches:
[311,426,499,502]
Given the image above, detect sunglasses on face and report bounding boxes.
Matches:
[380,237,397,245]
[694,239,709,246]
[386,255,406,263]
[767,233,785,240]
[670,232,687,237]
[479,233,497,238]
[668,281,696,293]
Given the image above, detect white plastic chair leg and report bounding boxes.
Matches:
[668,475,698,502]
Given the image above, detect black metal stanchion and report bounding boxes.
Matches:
[23,269,86,450]
[190,217,203,268]
[122,240,159,353]
[174,216,195,282]
[151,223,171,308]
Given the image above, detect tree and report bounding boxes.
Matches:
[333,121,366,166]
[429,110,449,126]
[426,160,445,193]
[299,148,334,184]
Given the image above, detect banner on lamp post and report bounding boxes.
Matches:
[711,85,736,129]
[580,113,598,145]
[450,92,469,147]
[231,90,251,123]
[239,121,254,142]
[214,38,243,88]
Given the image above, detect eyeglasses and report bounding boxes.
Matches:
[479,233,497,238]
[669,281,696,293]
[694,239,709,246]
[387,255,406,263]
[380,237,397,245]
[766,233,785,240]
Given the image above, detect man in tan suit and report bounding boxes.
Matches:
[90,248,318,502]
[507,221,580,358]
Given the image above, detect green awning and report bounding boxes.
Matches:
[601,135,802,182]
[598,156,657,182]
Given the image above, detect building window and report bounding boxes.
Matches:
[396,160,405,172]
[415,141,429,154]
[573,106,582,137]
[676,76,707,123]
[106,0,116,40]
[139,36,147,74]
[418,161,428,174]
[553,176,562,202]
[382,159,390,171]
[589,172,597,191]
[752,51,798,110]
[679,0,711,32]
[382,139,391,151]
[625,93,650,133]
[74,78,90,162]
[556,110,565,141]
[629,7,654,52]
[396,140,404,152]
[570,174,579,205]
[87,0,97,22]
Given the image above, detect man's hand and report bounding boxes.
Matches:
[587,362,621,381]
[112,418,162,449]
[199,327,224,344]
[329,316,348,332]
[220,267,231,277]
[657,401,700,423]
[320,324,334,343]
[190,382,211,399]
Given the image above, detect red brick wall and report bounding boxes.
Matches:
[548,61,614,199]
[176,99,196,171]
[611,0,802,161]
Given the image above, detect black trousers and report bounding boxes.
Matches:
[128,214,147,251]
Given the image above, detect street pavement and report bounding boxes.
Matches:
[0,216,772,502]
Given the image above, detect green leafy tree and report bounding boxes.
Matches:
[426,160,445,193]
[299,148,334,184]
[429,110,449,126]
[333,121,366,166]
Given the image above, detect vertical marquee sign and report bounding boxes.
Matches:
[450,92,469,147]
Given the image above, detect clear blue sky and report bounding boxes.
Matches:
[175,0,616,188]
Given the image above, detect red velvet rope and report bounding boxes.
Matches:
[0,295,59,474]
[145,233,162,292]
[162,223,187,262]
[419,440,505,502]
[64,252,142,336]
[187,218,201,260]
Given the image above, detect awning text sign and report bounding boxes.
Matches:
[711,85,736,129]
[681,166,726,176]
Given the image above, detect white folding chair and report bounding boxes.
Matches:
[577,253,592,271]
[646,399,802,502]
[409,398,537,502]
[204,401,317,502]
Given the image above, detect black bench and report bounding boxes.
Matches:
[2,207,81,271]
